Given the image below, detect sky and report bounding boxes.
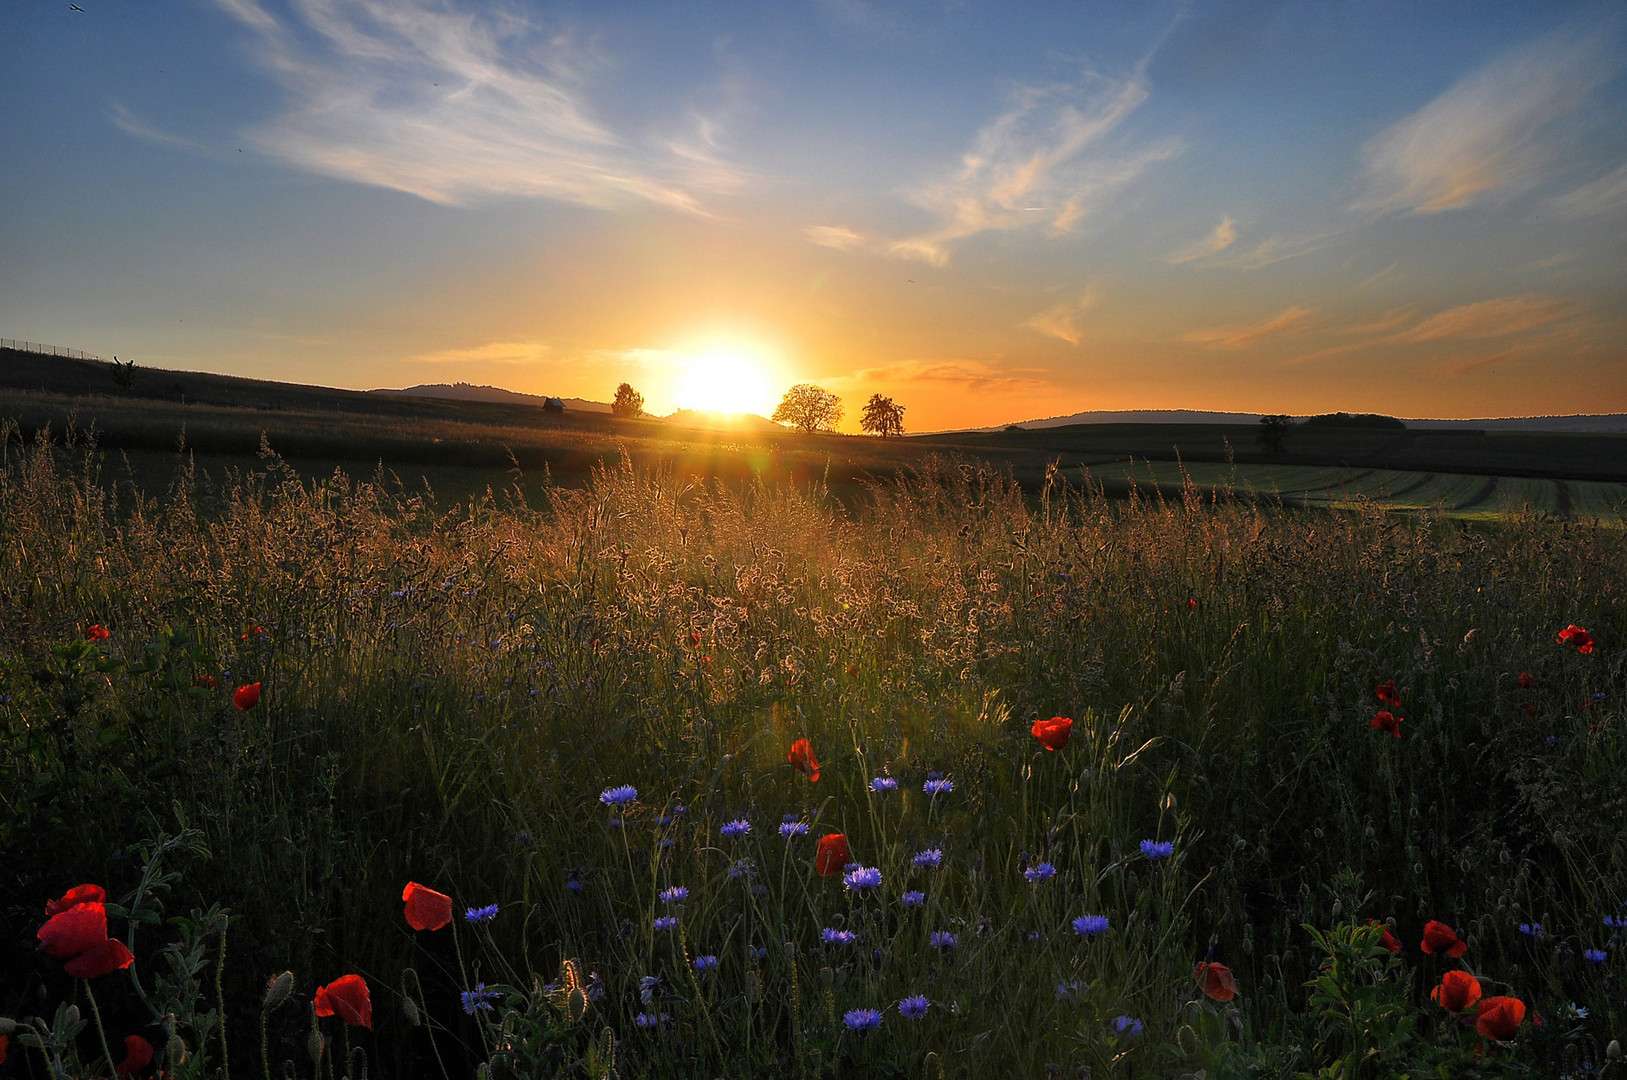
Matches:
[3,0,1625,432]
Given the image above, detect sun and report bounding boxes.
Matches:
[671,350,775,415]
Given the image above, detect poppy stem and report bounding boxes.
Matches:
[216,918,231,1080]
[81,979,117,1078]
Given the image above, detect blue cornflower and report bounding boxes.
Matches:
[659,886,689,904]
[870,776,899,793]
[1546,735,1564,747]
[634,1012,667,1028]
[721,819,752,838]
[780,819,809,838]
[694,955,719,973]
[1025,862,1056,883]
[1055,980,1081,1000]
[464,904,500,924]
[460,983,501,1015]
[1140,840,1174,861]
[1605,916,1626,929]
[565,879,584,894]
[843,1008,882,1031]
[1073,915,1110,937]
[730,858,755,879]
[929,931,957,950]
[923,777,954,796]
[653,813,675,826]
[1112,1016,1144,1038]
[913,848,944,868]
[600,785,638,806]
[844,866,882,891]
[638,975,661,1002]
[898,995,930,1020]
[749,946,767,960]
[653,916,679,931]
[1584,948,1607,963]
[822,928,858,946]
[1519,922,1543,937]
[901,890,926,907]
[657,837,675,851]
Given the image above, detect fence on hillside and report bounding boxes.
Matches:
[1,338,107,362]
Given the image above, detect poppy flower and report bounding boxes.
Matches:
[1367,920,1401,954]
[1370,711,1403,737]
[815,833,850,877]
[1431,970,1482,1012]
[1475,996,1526,1042]
[116,1034,153,1076]
[38,902,109,959]
[1031,716,1073,751]
[1420,920,1468,958]
[0,1034,8,1065]
[233,682,261,710]
[86,624,110,641]
[1376,680,1402,708]
[787,738,820,782]
[1557,625,1594,654]
[1195,961,1238,1002]
[46,883,107,916]
[402,882,453,931]
[1517,672,1535,689]
[63,937,135,979]
[314,974,373,1029]
[193,674,217,689]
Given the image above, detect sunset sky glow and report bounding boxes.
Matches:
[3,1,1624,431]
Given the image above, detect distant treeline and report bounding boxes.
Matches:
[1301,412,1407,429]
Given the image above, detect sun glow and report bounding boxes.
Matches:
[671,350,776,415]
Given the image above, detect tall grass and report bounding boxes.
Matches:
[1,422,1623,1077]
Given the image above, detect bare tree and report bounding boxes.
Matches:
[611,382,645,418]
[771,384,843,432]
[859,394,906,438]
[1257,414,1294,454]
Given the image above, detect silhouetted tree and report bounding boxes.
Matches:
[1257,414,1294,454]
[772,384,843,432]
[611,382,645,418]
[860,394,906,438]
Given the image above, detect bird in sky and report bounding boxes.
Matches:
[69,4,84,10]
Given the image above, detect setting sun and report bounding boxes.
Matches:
[671,351,776,416]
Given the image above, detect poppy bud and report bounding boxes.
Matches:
[745,971,761,1003]
[307,1029,324,1064]
[807,1050,822,1073]
[262,971,294,1011]
[1177,1025,1198,1055]
[1607,1039,1621,1060]
[567,987,587,1022]
[64,1005,81,1028]
[599,1030,616,1070]
[167,1034,188,1066]
[0,1018,13,1036]
[819,966,834,988]
[402,997,421,1027]
[162,1014,176,1038]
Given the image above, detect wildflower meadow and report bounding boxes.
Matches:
[1,427,1624,1078]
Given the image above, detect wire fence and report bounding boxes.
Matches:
[1,338,108,362]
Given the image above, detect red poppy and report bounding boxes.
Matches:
[402,882,453,931]
[1186,598,1198,610]
[233,682,261,710]
[116,1034,153,1076]
[1369,711,1403,738]
[193,674,217,689]
[1431,969,1482,1012]
[815,833,849,877]
[1557,625,1595,654]
[1420,920,1468,958]
[46,883,107,916]
[63,937,135,979]
[0,1033,8,1065]
[1475,996,1526,1041]
[787,738,820,782]
[1376,680,1402,708]
[241,625,265,640]
[314,974,373,1029]
[1523,705,1537,718]
[86,624,110,641]
[1195,961,1238,1002]
[1031,716,1073,751]
[1517,672,1535,689]
[38,902,108,959]
[1366,920,1401,954]
[688,631,702,649]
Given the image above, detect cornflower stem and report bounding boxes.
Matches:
[81,979,117,1078]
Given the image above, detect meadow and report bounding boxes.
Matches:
[1,419,1624,1079]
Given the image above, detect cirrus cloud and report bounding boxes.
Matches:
[1182,306,1317,350]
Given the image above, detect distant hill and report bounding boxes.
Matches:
[662,408,784,433]
[372,382,611,413]
[974,408,1627,435]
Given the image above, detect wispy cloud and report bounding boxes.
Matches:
[409,340,553,365]
[1339,307,1417,336]
[1182,306,1316,350]
[1391,295,1582,342]
[1022,284,1099,346]
[211,0,745,210]
[1354,19,1622,215]
[805,225,867,250]
[1551,161,1627,219]
[832,358,1050,395]
[888,72,1179,266]
[1168,218,1235,264]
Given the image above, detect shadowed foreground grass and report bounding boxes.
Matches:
[1,422,1623,1078]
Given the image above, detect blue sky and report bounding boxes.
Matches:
[3,0,1624,429]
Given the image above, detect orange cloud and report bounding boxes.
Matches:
[1168,218,1236,264]
[1182,306,1316,350]
[1393,295,1581,342]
